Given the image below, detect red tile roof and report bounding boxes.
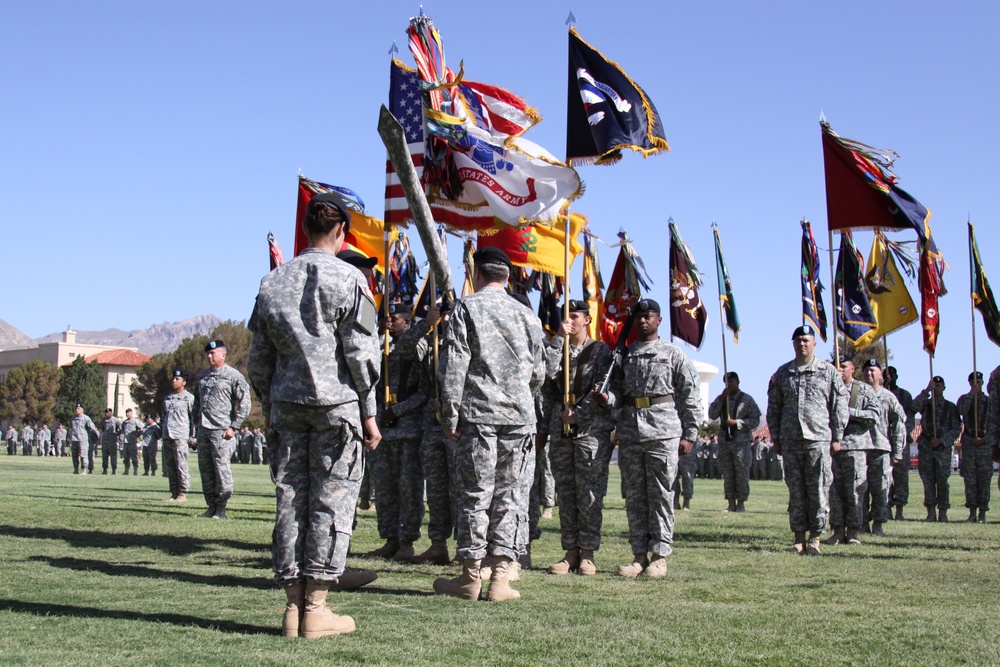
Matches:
[67,349,151,367]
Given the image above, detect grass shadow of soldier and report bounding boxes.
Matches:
[28,555,273,589]
[0,525,261,557]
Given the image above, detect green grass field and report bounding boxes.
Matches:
[2,455,998,666]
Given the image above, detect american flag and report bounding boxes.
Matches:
[384,60,494,231]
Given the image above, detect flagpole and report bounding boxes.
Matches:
[829,229,840,364]
[928,354,937,439]
[563,210,572,413]
[969,220,979,436]
[881,334,888,368]
[383,224,393,410]
[713,224,729,379]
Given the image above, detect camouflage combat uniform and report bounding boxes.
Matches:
[912,391,960,512]
[239,427,254,464]
[529,380,558,543]
[708,390,762,502]
[194,364,251,510]
[606,338,702,558]
[161,391,196,496]
[20,424,34,456]
[864,386,906,524]
[253,430,266,464]
[99,416,120,473]
[888,384,915,509]
[36,426,51,457]
[247,246,379,587]
[829,378,879,531]
[673,438,699,501]
[121,416,143,474]
[544,335,615,552]
[438,286,545,562]
[142,421,161,475]
[373,327,427,546]
[5,426,16,456]
[766,357,848,535]
[53,426,66,457]
[68,413,100,474]
[957,390,991,512]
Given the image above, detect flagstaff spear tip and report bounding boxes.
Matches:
[388,41,399,56]
[566,11,576,26]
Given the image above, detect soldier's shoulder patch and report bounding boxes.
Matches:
[357,286,377,335]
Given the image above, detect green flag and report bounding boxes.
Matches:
[713,225,741,342]
[970,222,1000,347]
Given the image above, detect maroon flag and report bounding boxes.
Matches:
[669,219,707,348]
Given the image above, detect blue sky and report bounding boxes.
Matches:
[3,1,999,405]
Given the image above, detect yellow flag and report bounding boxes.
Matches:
[346,212,398,273]
[865,231,918,340]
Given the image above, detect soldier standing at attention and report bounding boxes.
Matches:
[237,425,253,464]
[36,424,51,457]
[193,340,251,520]
[824,358,879,546]
[5,425,17,456]
[120,408,143,475]
[99,409,121,474]
[544,299,614,576]
[20,422,34,456]
[252,426,266,464]
[594,299,703,579]
[912,376,960,522]
[141,415,161,476]
[708,372,761,512]
[860,359,906,537]
[766,325,847,555]
[433,247,545,602]
[884,366,915,520]
[957,371,991,523]
[248,190,381,638]
[162,370,196,502]
[69,405,100,474]
[365,302,427,562]
[53,424,67,457]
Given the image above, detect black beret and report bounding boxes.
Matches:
[791,324,815,339]
[337,248,378,270]
[75,403,83,409]
[388,302,412,316]
[633,299,660,315]
[105,408,113,413]
[567,299,589,313]
[474,246,512,270]
[933,375,945,385]
[205,339,226,352]
[724,371,740,382]
[308,192,353,231]
[862,358,881,370]
[838,355,854,366]
[969,371,984,381]
[172,369,188,379]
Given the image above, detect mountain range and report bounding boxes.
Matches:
[0,315,222,355]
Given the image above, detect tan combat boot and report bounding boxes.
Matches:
[682,497,690,511]
[433,558,482,601]
[301,581,356,638]
[175,493,187,503]
[363,537,400,559]
[617,553,649,577]
[822,527,845,545]
[845,528,862,545]
[577,549,597,576]
[805,531,822,555]
[281,582,305,638]
[541,506,554,519]
[413,540,450,565]
[786,531,806,553]
[485,556,520,601]
[328,569,378,592]
[547,548,580,575]
[392,541,415,562]
[643,555,668,579]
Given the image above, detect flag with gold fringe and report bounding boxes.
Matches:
[668,219,707,349]
[566,27,669,166]
[920,221,947,356]
[602,230,651,347]
[865,230,918,340]
[582,229,605,342]
[969,222,1000,348]
[476,212,586,275]
[835,231,878,348]
[800,220,828,342]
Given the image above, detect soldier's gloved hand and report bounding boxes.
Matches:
[679,439,693,455]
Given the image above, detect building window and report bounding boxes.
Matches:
[69,353,76,358]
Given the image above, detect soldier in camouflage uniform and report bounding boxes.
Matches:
[766,325,848,555]
[53,424,66,457]
[987,365,1000,519]
[434,247,545,602]
[5,425,17,456]
[708,372,761,512]
[824,358,879,546]
[672,437,699,510]
[912,376,961,522]
[237,425,253,464]
[69,405,100,474]
[860,359,906,536]
[162,370,196,501]
[253,427,266,464]
[120,409,143,475]
[543,300,614,576]
[595,299,702,579]
[193,340,251,520]
[957,371,991,523]
[20,422,34,456]
[885,366,915,520]
[141,415,161,476]
[248,191,381,638]
[364,303,427,561]
[98,409,120,473]
[36,424,51,457]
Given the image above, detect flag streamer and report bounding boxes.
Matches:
[835,231,878,348]
[800,219,828,341]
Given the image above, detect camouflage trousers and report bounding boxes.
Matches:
[452,422,534,562]
[252,443,263,465]
[421,428,456,542]
[101,442,118,473]
[537,439,556,507]
[358,449,375,502]
[918,444,952,510]
[672,450,697,500]
[960,441,993,511]
[829,450,868,529]
[890,456,910,506]
[71,440,90,473]
[549,430,614,551]
[862,450,892,524]
[122,443,139,473]
[782,440,831,533]
[752,455,768,481]
[197,429,236,507]
[620,439,678,557]
[529,435,550,542]
[719,441,752,501]
[143,443,158,474]
[270,401,363,587]
[162,438,190,495]
[372,437,424,543]
[5,440,14,455]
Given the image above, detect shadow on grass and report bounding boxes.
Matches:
[0,525,262,556]
[0,599,275,635]
[28,555,274,589]
[355,585,436,597]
